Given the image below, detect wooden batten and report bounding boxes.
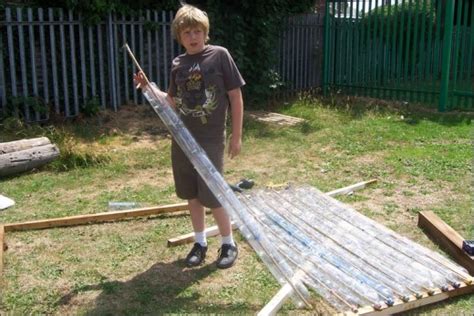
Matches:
[167,222,238,247]
[0,225,4,275]
[418,211,474,275]
[4,203,188,232]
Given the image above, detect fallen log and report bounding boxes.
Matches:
[0,138,60,177]
[0,137,52,154]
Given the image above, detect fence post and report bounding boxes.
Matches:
[323,1,331,96]
[439,0,455,112]
[107,12,118,111]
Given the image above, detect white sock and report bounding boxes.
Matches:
[194,231,207,247]
[221,234,235,246]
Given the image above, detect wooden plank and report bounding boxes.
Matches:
[0,225,4,276]
[167,222,237,247]
[355,283,474,316]
[4,202,188,232]
[418,211,474,275]
[257,283,293,316]
[325,179,377,197]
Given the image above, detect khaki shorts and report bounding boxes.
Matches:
[171,140,225,209]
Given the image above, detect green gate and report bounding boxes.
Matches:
[323,0,473,111]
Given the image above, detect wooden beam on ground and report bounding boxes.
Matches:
[167,179,378,248]
[418,211,474,275]
[167,222,238,247]
[353,282,474,315]
[257,283,293,316]
[3,203,188,232]
[325,179,377,197]
[0,225,4,276]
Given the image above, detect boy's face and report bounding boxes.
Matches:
[180,26,206,55]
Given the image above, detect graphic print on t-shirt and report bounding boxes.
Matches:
[175,62,217,124]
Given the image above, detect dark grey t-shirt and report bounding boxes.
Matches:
[168,45,245,143]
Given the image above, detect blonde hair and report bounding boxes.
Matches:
[172,4,210,44]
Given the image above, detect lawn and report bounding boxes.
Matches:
[0,95,473,315]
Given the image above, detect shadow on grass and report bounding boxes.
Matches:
[58,259,223,314]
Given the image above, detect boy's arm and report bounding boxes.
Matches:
[134,71,175,107]
[227,87,244,159]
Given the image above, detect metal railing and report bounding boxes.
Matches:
[0,7,180,121]
[2,3,471,121]
[323,0,474,111]
[277,13,324,94]
[0,8,325,121]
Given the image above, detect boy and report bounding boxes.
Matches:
[134,4,245,269]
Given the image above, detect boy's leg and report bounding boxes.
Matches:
[212,207,238,269]
[211,207,233,243]
[185,198,207,267]
[189,198,206,237]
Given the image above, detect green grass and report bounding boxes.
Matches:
[1,97,473,315]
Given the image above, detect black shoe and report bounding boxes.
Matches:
[185,243,207,267]
[216,243,238,269]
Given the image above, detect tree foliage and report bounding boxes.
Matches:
[205,1,314,105]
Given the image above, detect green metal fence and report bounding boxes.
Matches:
[323,0,474,111]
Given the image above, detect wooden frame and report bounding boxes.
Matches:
[0,202,188,275]
[259,283,474,316]
[353,283,474,316]
[253,183,474,316]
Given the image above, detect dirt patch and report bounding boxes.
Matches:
[100,104,168,137]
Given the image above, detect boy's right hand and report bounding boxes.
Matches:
[133,71,148,90]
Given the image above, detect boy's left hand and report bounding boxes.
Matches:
[228,135,241,159]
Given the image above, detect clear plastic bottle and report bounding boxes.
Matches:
[142,83,312,308]
[108,201,140,211]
